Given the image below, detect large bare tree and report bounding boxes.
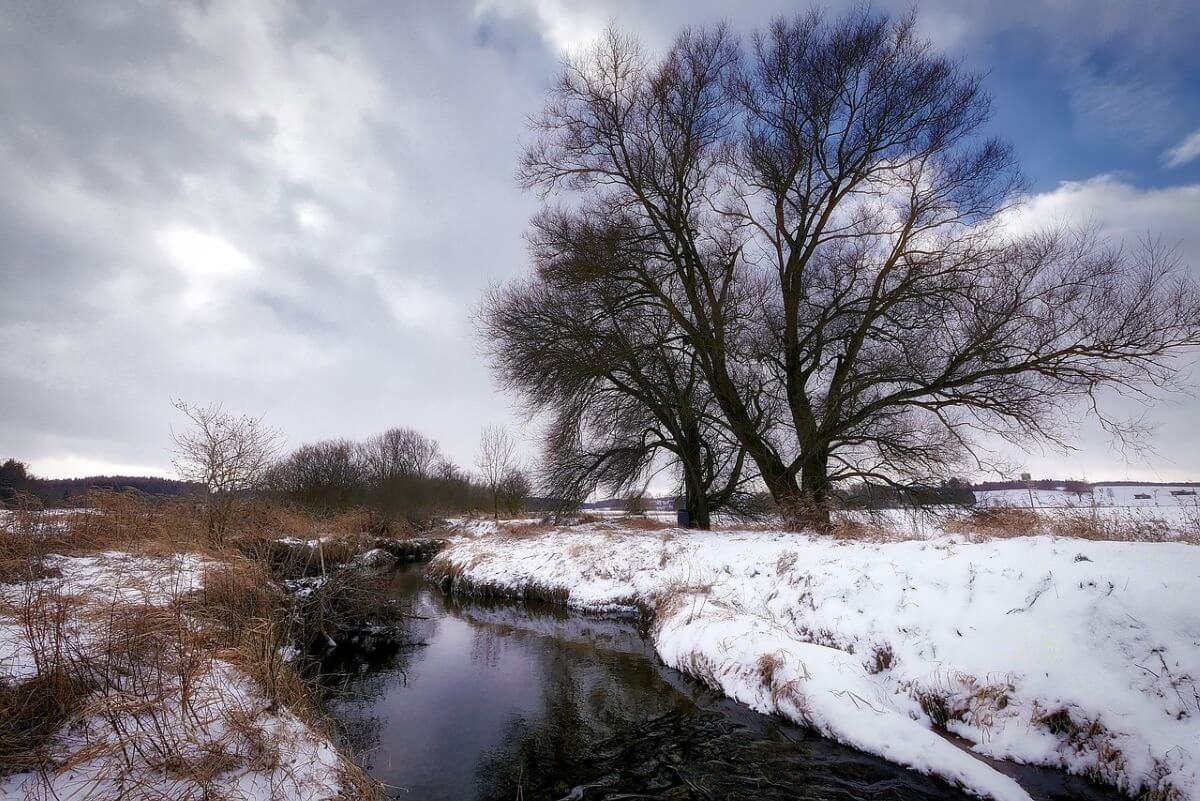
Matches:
[518,11,1200,527]
[480,222,748,528]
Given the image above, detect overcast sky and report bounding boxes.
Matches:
[3,0,1200,483]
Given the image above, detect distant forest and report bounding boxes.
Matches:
[0,458,201,507]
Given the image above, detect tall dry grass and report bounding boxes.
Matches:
[947,505,1200,544]
[0,491,389,799]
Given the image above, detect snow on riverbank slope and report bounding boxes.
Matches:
[431,524,1200,801]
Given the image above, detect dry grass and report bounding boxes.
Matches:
[866,643,895,674]
[0,670,87,772]
[1024,703,1180,798]
[1044,509,1197,544]
[753,652,812,721]
[946,505,1200,545]
[649,576,714,637]
[615,515,670,531]
[945,507,1042,539]
[904,672,1013,737]
[679,650,722,692]
[0,493,390,799]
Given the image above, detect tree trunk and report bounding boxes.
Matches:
[676,422,714,530]
[681,463,712,530]
[689,490,711,530]
[796,448,832,530]
[757,449,833,531]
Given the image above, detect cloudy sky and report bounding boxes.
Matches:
[3,0,1200,483]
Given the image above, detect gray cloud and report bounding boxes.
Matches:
[1,0,1198,482]
[0,1,546,475]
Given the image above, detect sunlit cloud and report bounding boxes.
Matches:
[156,224,256,312]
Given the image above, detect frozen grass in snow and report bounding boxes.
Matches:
[0,657,345,801]
[431,523,1200,801]
[0,548,370,800]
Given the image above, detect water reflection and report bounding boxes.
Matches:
[322,565,1118,801]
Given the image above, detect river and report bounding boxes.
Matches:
[320,564,1120,801]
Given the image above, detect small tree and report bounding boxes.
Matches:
[1064,479,1092,501]
[171,400,281,543]
[357,427,441,483]
[625,491,647,516]
[477,425,517,519]
[497,467,531,516]
[269,439,364,512]
[0,458,36,506]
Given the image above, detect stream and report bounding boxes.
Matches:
[321,564,1121,801]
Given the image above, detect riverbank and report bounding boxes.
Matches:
[430,520,1200,801]
[0,497,437,800]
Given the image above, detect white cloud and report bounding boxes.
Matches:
[1163,128,1200,168]
[1005,175,1200,243]
[998,175,1200,481]
[0,2,539,478]
[379,277,460,332]
[156,224,256,311]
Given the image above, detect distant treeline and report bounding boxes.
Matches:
[972,480,1200,492]
[0,458,202,507]
[4,423,535,523]
[263,427,531,524]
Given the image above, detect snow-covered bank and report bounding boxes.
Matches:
[0,549,361,801]
[430,524,1200,801]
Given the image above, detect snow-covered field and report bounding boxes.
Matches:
[976,485,1200,509]
[431,523,1200,801]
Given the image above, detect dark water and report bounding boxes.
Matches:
[322,565,1120,801]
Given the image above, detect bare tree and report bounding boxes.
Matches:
[480,241,750,528]
[269,439,364,512]
[497,467,531,516]
[477,425,517,519]
[171,400,281,542]
[518,11,1200,528]
[357,427,441,483]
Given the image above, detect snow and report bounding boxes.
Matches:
[0,552,213,682]
[0,550,356,801]
[275,534,335,547]
[432,523,1200,800]
[440,517,500,538]
[0,659,344,801]
[976,485,1200,509]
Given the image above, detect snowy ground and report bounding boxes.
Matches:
[975,485,1200,510]
[0,550,354,801]
[431,522,1200,801]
